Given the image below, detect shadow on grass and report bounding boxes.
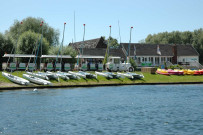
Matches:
[117,78,123,82]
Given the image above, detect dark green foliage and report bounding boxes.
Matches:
[102,36,119,64]
[168,65,183,70]
[17,30,49,55]
[103,36,119,48]
[145,29,203,63]
[130,58,137,70]
[103,51,108,65]
[48,45,77,63]
[0,33,14,54]
[0,33,14,69]
[7,17,59,46]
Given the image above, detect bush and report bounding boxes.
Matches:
[129,58,137,70]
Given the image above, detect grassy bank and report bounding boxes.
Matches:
[0,71,203,88]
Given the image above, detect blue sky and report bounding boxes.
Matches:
[0,0,203,45]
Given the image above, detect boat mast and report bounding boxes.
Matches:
[27,23,43,71]
[14,22,23,63]
[107,25,111,62]
[128,26,133,62]
[6,21,23,72]
[74,11,76,43]
[118,20,121,44]
[40,21,44,71]
[60,22,66,69]
[34,22,43,68]
[81,24,85,66]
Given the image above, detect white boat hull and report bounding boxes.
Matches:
[45,71,59,81]
[27,72,49,80]
[55,72,69,80]
[79,71,97,79]
[127,72,144,79]
[95,71,113,79]
[57,71,79,79]
[2,72,30,85]
[68,71,86,79]
[117,72,134,79]
[23,74,52,85]
[117,72,144,79]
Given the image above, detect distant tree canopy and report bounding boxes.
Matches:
[49,45,77,58]
[0,33,14,55]
[0,33,14,69]
[6,17,59,46]
[145,29,203,63]
[102,36,119,48]
[48,45,77,63]
[17,30,49,55]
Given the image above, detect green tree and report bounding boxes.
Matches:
[138,39,145,43]
[49,45,77,57]
[6,17,59,46]
[0,33,14,69]
[49,45,77,63]
[103,36,119,48]
[129,58,137,70]
[145,29,203,63]
[17,30,49,55]
[103,51,108,65]
[0,33,14,54]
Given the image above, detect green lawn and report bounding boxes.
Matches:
[0,71,203,88]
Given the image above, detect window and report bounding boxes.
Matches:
[183,58,185,62]
[142,57,144,62]
[150,57,153,62]
[137,57,141,64]
[114,58,120,64]
[145,57,147,62]
[161,57,165,62]
[155,57,159,64]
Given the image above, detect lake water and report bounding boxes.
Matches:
[0,85,203,135]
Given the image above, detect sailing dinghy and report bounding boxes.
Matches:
[117,72,144,79]
[118,72,144,79]
[23,74,52,85]
[95,71,113,79]
[79,71,97,79]
[44,71,59,81]
[26,72,49,80]
[2,72,30,85]
[68,71,86,79]
[57,71,79,79]
[55,71,69,80]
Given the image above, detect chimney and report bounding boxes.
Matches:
[172,44,177,64]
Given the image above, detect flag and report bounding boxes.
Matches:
[157,45,161,55]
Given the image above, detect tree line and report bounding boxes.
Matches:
[0,17,77,68]
[144,29,203,63]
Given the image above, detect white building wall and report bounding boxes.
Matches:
[177,56,199,63]
[135,55,173,66]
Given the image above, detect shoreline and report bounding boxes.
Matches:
[1,71,203,90]
[1,81,203,90]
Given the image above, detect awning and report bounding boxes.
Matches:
[41,55,72,58]
[3,54,36,58]
[76,55,104,59]
[108,56,121,59]
[41,55,104,59]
